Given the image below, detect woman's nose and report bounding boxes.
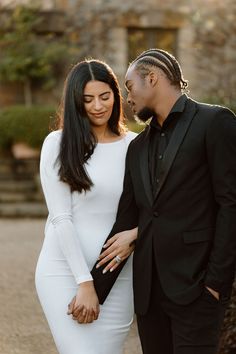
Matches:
[94,98,103,111]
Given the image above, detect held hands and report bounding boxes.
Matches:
[95,227,138,274]
[67,281,100,324]
[67,228,138,324]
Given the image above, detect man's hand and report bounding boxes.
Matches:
[205,286,220,300]
[67,281,100,324]
[96,228,138,273]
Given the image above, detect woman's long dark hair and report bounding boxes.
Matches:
[56,59,125,193]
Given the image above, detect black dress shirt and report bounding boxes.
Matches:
[148,94,187,195]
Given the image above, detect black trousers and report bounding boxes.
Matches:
[136,263,228,354]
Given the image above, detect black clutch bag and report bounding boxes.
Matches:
[91,256,128,304]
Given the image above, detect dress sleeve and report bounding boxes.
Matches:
[40,132,93,284]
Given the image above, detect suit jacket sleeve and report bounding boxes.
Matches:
[205,107,236,297]
[91,142,139,304]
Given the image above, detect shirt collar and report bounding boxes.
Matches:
[150,94,188,129]
[169,93,188,114]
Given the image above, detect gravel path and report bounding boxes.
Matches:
[0,219,142,354]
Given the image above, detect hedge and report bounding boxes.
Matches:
[0,105,56,152]
[0,105,144,153]
[0,100,234,153]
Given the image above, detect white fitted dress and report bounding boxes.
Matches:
[35,130,137,354]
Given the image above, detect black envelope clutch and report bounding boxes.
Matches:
[91,254,128,304]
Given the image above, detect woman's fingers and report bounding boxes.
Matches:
[67,296,76,315]
[72,304,85,320]
[93,305,100,320]
[70,303,100,323]
[74,306,99,323]
[74,305,88,323]
[87,309,95,323]
[77,312,87,323]
[98,243,117,261]
[103,249,134,273]
[97,249,120,268]
[102,234,119,248]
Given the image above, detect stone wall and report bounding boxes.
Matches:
[61,0,236,104]
[0,0,235,106]
[189,0,236,104]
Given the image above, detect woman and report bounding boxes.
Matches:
[35,59,137,354]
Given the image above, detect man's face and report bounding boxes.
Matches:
[125,65,155,122]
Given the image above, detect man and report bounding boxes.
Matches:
[92,49,236,353]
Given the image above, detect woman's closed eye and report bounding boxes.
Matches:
[100,93,110,100]
[84,93,110,103]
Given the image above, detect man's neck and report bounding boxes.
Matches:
[155,91,182,127]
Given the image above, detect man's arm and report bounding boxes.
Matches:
[106,152,138,234]
[91,143,139,304]
[205,107,236,299]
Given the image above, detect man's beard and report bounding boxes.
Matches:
[135,107,156,123]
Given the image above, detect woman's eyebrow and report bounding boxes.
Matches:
[84,91,111,97]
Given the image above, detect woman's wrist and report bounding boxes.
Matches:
[129,227,138,246]
[131,227,138,240]
[79,280,94,289]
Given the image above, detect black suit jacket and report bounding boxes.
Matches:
[91,96,236,315]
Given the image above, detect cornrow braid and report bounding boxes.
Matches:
[130,48,188,91]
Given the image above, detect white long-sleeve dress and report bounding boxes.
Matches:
[35,130,137,354]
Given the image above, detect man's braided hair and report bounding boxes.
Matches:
[130,48,188,91]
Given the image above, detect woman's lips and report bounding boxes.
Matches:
[92,112,106,118]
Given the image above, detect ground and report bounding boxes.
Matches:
[0,219,142,354]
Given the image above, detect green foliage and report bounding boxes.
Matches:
[0,105,56,152]
[0,5,71,105]
[127,120,146,134]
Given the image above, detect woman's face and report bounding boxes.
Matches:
[83,80,115,127]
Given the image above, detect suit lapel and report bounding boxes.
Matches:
[139,125,153,206]
[154,100,198,201]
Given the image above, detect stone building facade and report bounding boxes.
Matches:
[0,0,235,106]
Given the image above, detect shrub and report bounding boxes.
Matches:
[0,105,56,153]
[127,120,146,134]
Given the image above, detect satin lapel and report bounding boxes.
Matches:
[139,125,153,206]
[154,100,198,201]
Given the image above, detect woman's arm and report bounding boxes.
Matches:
[40,132,99,321]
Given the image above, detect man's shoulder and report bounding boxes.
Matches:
[189,97,235,117]
[129,125,149,146]
[126,128,147,157]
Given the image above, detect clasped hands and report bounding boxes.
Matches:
[67,228,138,324]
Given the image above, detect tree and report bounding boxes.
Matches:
[0,5,70,106]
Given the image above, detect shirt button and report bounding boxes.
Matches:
[158,154,163,160]
[153,211,159,217]
[161,132,165,137]
[156,179,160,184]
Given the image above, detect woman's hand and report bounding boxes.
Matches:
[96,227,138,273]
[67,281,100,324]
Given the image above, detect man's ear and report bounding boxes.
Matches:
[148,71,158,87]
